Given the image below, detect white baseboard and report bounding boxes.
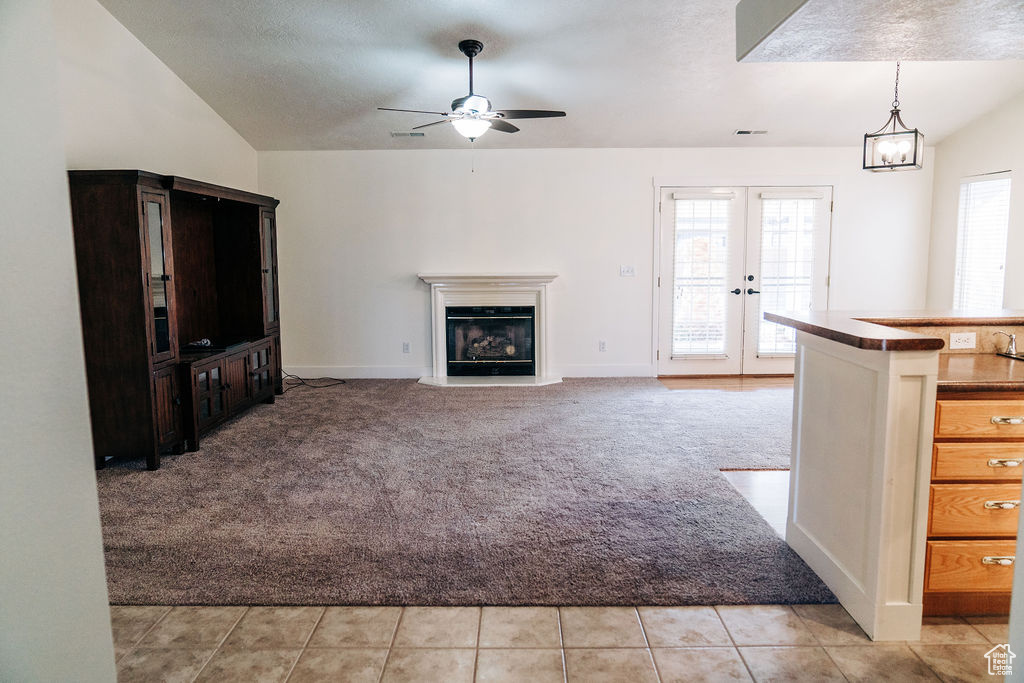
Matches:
[557,364,656,377]
[283,365,430,379]
[284,364,656,380]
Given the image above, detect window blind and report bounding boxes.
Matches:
[953,174,1012,311]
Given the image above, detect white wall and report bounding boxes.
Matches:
[259,146,934,378]
[926,91,1024,310]
[54,0,258,191]
[0,0,116,679]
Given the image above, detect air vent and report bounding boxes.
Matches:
[390,131,426,137]
[734,130,768,135]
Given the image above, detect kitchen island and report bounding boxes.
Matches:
[767,311,1024,640]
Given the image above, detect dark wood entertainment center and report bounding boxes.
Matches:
[68,170,282,470]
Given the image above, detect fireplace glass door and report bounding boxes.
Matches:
[446,306,535,376]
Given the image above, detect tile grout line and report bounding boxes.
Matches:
[904,641,946,681]
[472,607,483,682]
[115,605,173,665]
[282,605,327,683]
[556,607,567,683]
[715,606,757,682]
[190,606,250,683]
[790,606,852,681]
[377,606,405,683]
[634,607,663,683]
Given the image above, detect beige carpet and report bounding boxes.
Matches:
[96,378,833,606]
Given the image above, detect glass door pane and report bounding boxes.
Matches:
[671,199,731,356]
[756,198,817,355]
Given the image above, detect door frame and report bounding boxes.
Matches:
[651,175,838,376]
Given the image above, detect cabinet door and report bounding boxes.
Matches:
[153,365,182,449]
[141,191,177,363]
[250,339,275,401]
[225,351,251,414]
[194,362,228,432]
[259,208,280,333]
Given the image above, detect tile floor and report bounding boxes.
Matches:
[112,603,1009,681]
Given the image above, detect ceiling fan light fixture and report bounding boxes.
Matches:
[863,62,924,172]
[451,118,492,140]
[453,94,491,114]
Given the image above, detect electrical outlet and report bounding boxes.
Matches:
[619,265,636,277]
[599,340,607,352]
[402,341,411,354]
[949,332,976,350]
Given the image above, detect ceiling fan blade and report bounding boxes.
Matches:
[488,119,520,133]
[378,107,450,116]
[493,109,566,119]
[411,120,451,130]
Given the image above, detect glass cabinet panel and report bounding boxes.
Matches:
[262,213,277,325]
[145,198,171,354]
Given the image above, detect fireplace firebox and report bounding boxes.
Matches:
[446,306,535,376]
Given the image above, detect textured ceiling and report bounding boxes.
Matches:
[739,0,1024,62]
[97,0,1024,150]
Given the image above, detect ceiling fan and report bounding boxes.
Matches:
[379,39,566,141]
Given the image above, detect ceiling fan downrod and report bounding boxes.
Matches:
[458,39,484,96]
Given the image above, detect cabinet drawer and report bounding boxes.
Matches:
[933,443,1024,481]
[925,540,1016,593]
[929,484,1021,536]
[935,400,1024,438]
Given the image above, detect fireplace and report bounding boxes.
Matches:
[417,273,559,386]
[446,306,535,376]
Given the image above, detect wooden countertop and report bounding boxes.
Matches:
[938,354,1024,393]
[766,310,1024,391]
[764,311,945,351]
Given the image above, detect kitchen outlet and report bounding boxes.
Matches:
[599,340,607,352]
[619,265,636,277]
[949,332,976,350]
[402,341,411,353]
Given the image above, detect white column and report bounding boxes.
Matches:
[786,331,938,640]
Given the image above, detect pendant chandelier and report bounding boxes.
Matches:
[863,62,924,171]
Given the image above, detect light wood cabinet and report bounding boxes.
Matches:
[924,392,1024,615]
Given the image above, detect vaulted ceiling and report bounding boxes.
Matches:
[98,0,1024,150]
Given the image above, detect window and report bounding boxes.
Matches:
[953,173,1012,310]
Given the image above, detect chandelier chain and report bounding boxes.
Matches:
[892,61,901,110]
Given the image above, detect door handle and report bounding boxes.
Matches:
[747,275,755,282]
[730,288,742,295]
[747,288,760,295]
[991,416,1024,425]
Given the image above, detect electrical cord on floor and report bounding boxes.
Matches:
[281,371,346,393]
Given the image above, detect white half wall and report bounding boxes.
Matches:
[0,0,115,679]
[53,0,258,191]
[260,147,934,378]
[926,91,1024,310]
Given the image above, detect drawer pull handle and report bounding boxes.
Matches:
[982,556,1016,566]
[988,458,1024,468]
[991,416,1024,425]
[984,500,1020,510]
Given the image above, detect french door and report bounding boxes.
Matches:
[657,186,833,375]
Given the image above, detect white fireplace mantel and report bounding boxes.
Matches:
[417,273,560,386]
